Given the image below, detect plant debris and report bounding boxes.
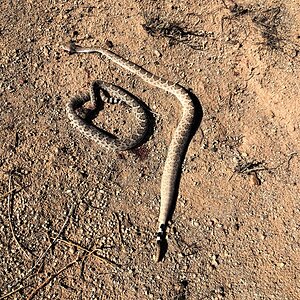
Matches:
[252,7,282,50]
[142,16,213,50]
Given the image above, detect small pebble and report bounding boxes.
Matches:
[154,50,162,57]
[249,172,261,186]
[276,262,285,268]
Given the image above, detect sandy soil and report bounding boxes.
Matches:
[0,0,299,299]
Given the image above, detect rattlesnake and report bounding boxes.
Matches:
[62,42,195,261]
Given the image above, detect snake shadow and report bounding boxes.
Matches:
[157,88,203,261]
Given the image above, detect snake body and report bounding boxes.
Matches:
[63,43,195,261]
[66,80,149,150]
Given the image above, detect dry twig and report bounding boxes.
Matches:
[7,174,32,260]
[55,237,121,268]
[0,284,31,300]
[26,256,80,300]
[112,212,125,247]
[0,187,19,198]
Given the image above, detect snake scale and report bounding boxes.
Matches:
[63,42,195,261]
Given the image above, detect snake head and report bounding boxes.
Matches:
[61,41,79,54]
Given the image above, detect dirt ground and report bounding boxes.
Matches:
[0,0,299,299]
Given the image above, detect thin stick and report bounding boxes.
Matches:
[112,212,125,247]
[32,204,75,269]
[0,187,19,198]
[7,175,32,260]
[55,237,121,268]
[26,257,80,300]
[287,152,297,170]
[0,284,31,300]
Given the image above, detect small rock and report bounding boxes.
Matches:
[69,246,77,255]
[43,46,50,57]
[211,254,219,268]
[249,172,261,186]
[154,50,162,57]
[276,262,285,268]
